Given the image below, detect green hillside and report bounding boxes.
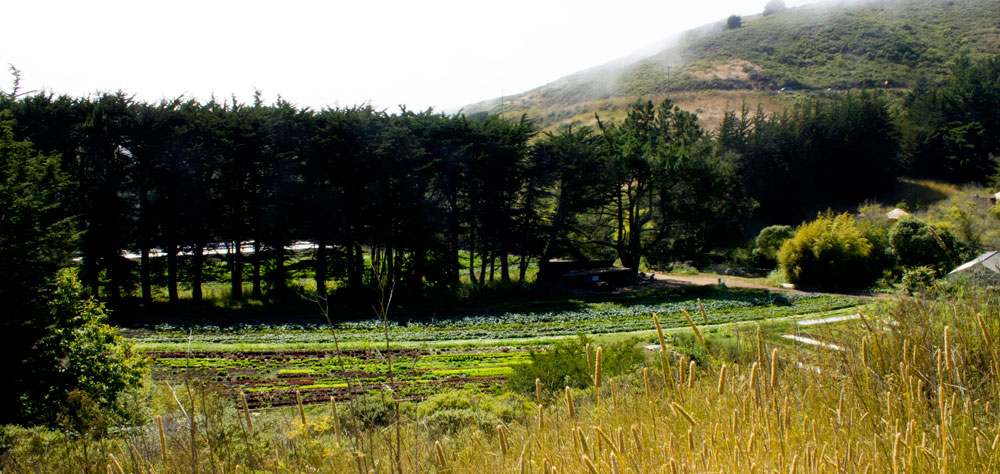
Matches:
[468,0,1000,130]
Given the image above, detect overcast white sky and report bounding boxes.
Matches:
[1,0,812,112]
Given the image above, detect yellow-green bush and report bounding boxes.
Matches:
[778,212,874,290]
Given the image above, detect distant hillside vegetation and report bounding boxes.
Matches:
[467,0,1000,130]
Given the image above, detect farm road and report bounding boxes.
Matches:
[649,273,890,300]
[650,273,806,293]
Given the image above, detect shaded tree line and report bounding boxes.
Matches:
[901,55,1000,184]
[0,91,755,305]
[718,91,899,224]
[2,55,996,307]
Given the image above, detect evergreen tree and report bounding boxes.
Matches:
[1,115,144,426]
[902,55,1000,184]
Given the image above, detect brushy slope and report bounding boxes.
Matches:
[468,0,1000,130]
[652,0,1000,92]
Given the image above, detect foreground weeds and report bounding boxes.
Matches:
[2,287,998,473]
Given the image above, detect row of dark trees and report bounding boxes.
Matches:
[901,55,1000,183]
[0,90,736,304]
[0,89,763,305]
[2,92,548,303]
[2,55,996,306]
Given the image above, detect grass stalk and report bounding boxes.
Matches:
[681,308,708,352]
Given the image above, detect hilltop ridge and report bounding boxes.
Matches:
[465,0,1000,130]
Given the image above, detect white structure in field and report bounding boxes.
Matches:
[886,208,910,220]
[949,251,1000,278]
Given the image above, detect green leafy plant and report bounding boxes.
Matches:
[22,270,148,432]
[900,265,938,294]
[888,215,962,275]
[507,336,643,394]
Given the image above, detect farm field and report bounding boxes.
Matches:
[135,288,862,407]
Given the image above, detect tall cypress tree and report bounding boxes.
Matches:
[0,115,76,422]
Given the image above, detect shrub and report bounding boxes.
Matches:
[339,393,404,431]
[507,336,644,394]
[0,425,63,469]
[900,265,938,294]
[888,215,962,274]
[667,262,699,276]
[925,190,1000,255]
[727,15,742,29]
[752,225,794,267]
[19,270,148,432]
[857,220,896,283]
[765,269,787,287]
[778,212,873,290]
[418,390,531,434]
[763,0,786,15]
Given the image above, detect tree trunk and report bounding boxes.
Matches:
[354,243,365,289]
[446,194,460,286]
[315,239,327,299]
[231,241,244,300]
[488,246,496,283]
[519,254,529,283]
[541,195,568,264]
[348,242,361,290]
[479,241,488,284]
[616,187,626,265]
[413,245,425,290]
[386,245,395,289]
[192,243,204,302]
[468,222,477,285]
[272,242,286,300]
[140,247,152,305]
[500,241,510,283]
[84,255,100,297]
[251,240,263,300]
[108,253,121,306]
[139,179,151,305]
[627,204,642,271]
[167,242,178,303]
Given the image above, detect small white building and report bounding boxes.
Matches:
[949,251,1000,280]
[886,208,910,220]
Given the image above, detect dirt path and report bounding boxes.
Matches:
[646,273,890,300]
[648,273,807,293]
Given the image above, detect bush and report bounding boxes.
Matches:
[888,216,962,275]
[667,262,699,276]
[507,336,644,394]
[417,390,531,434]
[752,225,794,268]
[0,425,63,469]
[900,265,938,294]
[19,270,147,432]
[857,220,896,284]
[763,0,786,15]
[778,212,874,291]
[339,393,406,431]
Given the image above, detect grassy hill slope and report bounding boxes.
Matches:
[467,0,1000,130]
